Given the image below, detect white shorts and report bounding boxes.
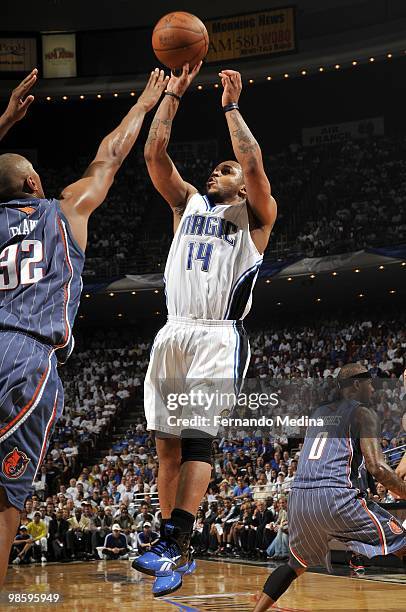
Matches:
[144,316,250,437]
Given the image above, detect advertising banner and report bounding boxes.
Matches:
[302,117,385,146]
[42,33,77,78]
[0,38,37,72]
[205,7,295,63]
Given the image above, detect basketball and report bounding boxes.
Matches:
[152,12,209,71]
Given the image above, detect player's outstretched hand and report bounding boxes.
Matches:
[218,69,242,107]
[3,68,38,123]
[138,68,170,112]
[166,61,203,98]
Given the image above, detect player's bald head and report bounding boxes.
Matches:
[0,153,43,200]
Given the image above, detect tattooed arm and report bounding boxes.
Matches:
[220,70,277,230]
[144,63,201,230]
[357,405,406,499]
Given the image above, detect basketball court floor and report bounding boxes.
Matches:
[3,559,405,611]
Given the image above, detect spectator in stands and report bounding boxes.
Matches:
[26,511,48,563]
[48,509,70,562]
[90,507,113,555]
[10,526,33,565]
[66,508,91,560]
[137,522,159,553]
[100,524,129,560]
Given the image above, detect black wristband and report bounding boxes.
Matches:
[165,90,181,102]
[223,102,239,113]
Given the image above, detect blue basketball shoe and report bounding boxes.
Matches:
[131,523,194,579]
[152,552,196,597]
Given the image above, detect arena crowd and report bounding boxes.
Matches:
[9,313,405,565]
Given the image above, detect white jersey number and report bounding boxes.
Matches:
[308,432,329,460]
[0,240,44,290]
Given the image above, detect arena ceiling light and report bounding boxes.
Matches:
[402,262,406,266]
[249,79,254,84]
[46,96,51,101]
[369,57,375,62]
[284,73,289,78]
[301,70,307,76]
[85,294,90,298]
[131,291,136,295]
[97,94,102,99]
[62,95,68,100]
[113,93,118,97]
[316,298,321,302]
[352,60,358,66]
[379,265,384,270]
[267,76,272,81]
[130,92,136,97]
[310,274,316,279]
[354,268,360,273]
[154,290,159,294]
[332,272,337,276]
[109,292,114,297]
[389,290,396,294]
[319,67,324,72]
[79,95,85,100]
[197,85,203,90]
[387,53,393,59]
[335,64,340,69]
[358,293,365,298]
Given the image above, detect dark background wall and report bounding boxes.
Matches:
[2,56,405,169]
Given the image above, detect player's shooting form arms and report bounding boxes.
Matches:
[357,405,406,499]
[220,70,277,230]
[59,69,168,251]
[0,69,37,142]
[144,63,202,226]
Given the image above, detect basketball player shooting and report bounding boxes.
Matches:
[132,64,277,597]
[0,68,168,589]
[253,364,406,612]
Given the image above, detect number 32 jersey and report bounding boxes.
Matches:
[0,198,85,363]
[164,193,263,320]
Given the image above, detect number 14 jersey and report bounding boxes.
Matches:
[164,193,263,321]
[0,198,85,363]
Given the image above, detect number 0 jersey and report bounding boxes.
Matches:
[292,399,367,492]
[164,193,263,320]
[0,198,85,363]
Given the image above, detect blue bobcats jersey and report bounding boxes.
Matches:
[292,399,367,493]
[0,198,84,363]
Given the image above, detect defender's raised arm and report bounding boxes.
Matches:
[60,68,168,251]
[0,69,37,142]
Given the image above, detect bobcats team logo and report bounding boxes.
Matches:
[2,447,31,479]
[388,518,403,535]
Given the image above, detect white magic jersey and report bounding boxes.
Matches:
[164,193,263,320]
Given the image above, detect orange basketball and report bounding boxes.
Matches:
[152,12,209,71]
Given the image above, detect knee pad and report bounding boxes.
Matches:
[181,435,213,465]
[263,564,298,601]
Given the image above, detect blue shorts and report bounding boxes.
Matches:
[0,331,63,510]
[288,487,406,570]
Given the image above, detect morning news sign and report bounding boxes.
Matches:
[205,7,296,63]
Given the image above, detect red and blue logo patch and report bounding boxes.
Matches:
[2,447,31,479]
